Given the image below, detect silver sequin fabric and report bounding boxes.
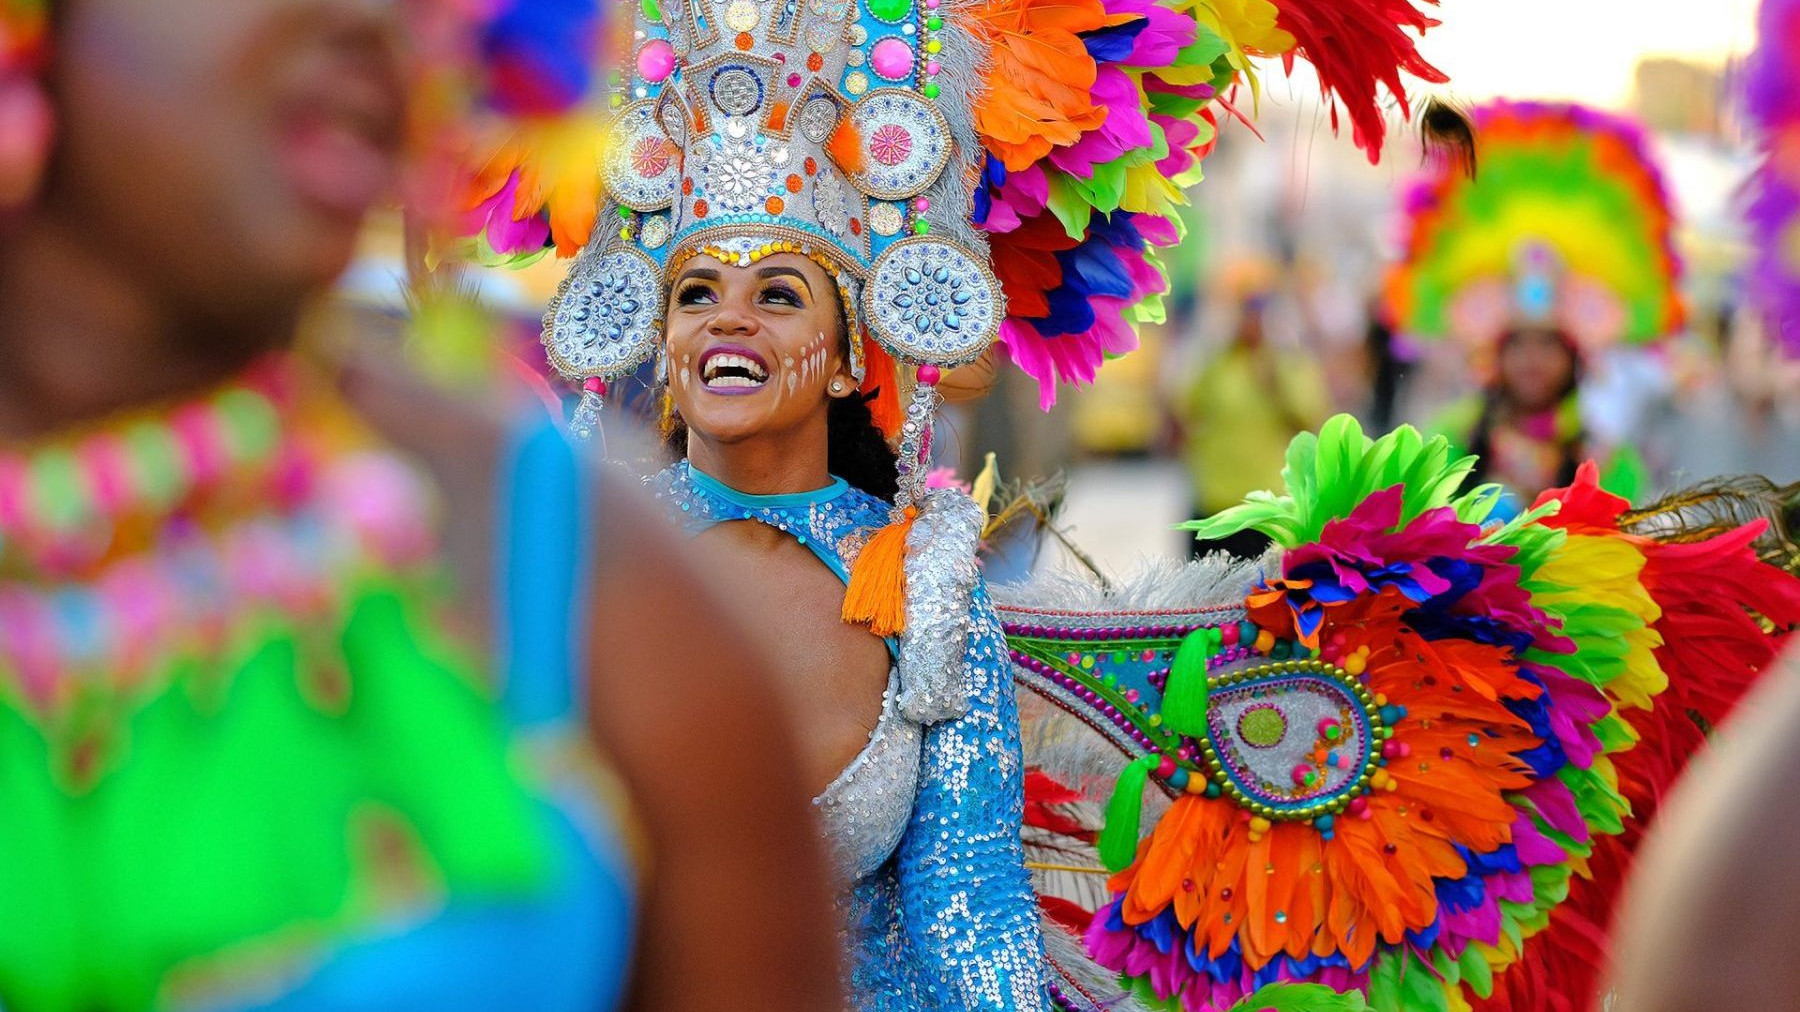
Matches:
[651,462,1052,1010]
[815,668,923,882]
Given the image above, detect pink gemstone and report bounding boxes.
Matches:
[788,72,802,87]
[916,363,942,385]
[637,40,676,83]
[583,377,607,395]
[870,37,914,80]
[1291,765,1312,785]
[925,61,941,76]
[913,197,930,212]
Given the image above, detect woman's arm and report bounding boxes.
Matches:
[897,580,1048,1010]
[587,486,844,1012]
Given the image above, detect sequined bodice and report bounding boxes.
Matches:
[651,461,1051,1011]
[814,667,924,881]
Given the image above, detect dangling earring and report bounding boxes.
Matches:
[0,76,55,208]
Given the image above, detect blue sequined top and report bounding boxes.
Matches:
[651,462,1051,1011]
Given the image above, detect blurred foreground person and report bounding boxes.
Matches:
[1608,649,1800,1012]
[1387,102,1679,512]
[0,1,837,1010]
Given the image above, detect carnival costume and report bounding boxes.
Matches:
[452,0,1470,1001]
[0,2,647,1009]
[447,0,1488,1000]
[1382,101,1684,504]
[990,414,1800,1012]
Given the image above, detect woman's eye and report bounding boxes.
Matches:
[675,284,717,306]
[761,286,803,307]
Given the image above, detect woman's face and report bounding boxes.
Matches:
[1496,327,1578,413]
[664,252,858,447]
[43,0,405,321]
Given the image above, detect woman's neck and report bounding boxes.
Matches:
[0,216,290,440]
[686,428,834,496]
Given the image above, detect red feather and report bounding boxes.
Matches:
[1270,0,1448,162]
[1477,468,1800,1012]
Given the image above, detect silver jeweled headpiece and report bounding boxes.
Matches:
[545,0,1003,440]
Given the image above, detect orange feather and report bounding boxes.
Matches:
[827,117,866,175]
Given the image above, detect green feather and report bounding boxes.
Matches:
[1225,982,1373,1012]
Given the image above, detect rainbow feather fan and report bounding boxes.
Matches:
[1747,0,1800,357]
[969,0,1447,407]
[1383,102,1683,352]
[995,415,1800,1012]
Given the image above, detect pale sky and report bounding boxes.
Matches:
[1415,0,1761,108]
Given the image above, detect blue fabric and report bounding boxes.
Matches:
[498,415,593,729]
[653,462,1052,1011]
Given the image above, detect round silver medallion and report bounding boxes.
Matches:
[848,89,951,201]
[603,101,680,212]
[864,238,1002,365]
[710,67,765,117]
[798,96,841,143]
[547,244,664,380]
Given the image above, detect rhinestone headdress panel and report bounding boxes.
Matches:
[544,0,1004,384]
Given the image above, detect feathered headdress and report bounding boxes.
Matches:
[1384,101,1684,356]
[457,0,1452,411]
[1747,0,1800,357]
[453,0,1450,637]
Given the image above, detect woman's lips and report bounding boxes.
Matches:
[274,61,402,219]
[277,111,395,217]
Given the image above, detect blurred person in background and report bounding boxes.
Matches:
[0,1,838,1010]
[1178,266,1330,559]
[1386,102,1683,512]
[1429,325,1597,502]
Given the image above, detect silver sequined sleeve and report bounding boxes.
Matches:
[896,580,1051,1011]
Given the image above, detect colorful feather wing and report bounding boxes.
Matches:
[998,416,1800,1012]
[448,0,609,263]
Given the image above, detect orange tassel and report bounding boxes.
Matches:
[842,505,918,636]
[859,339,904,440]
[827,117,866,175]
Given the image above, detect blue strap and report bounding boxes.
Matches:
[496,416,593,729]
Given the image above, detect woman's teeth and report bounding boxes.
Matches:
[702,354,770,388]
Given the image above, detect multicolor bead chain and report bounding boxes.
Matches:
[0,358,296,576]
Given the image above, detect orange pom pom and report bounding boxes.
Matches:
[842,506,918,636]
